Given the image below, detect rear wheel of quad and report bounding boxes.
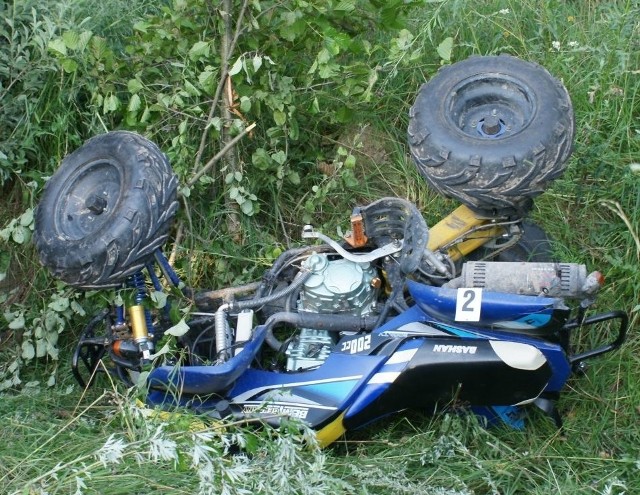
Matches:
[34,131,179,289]
[408,55,574,216]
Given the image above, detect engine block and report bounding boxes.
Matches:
[299,253,378,315]
[286,253,379,371]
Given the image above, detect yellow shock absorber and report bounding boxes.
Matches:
[128,304,149,343]
[427,204,505,261]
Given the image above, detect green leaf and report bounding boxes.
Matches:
[309,97,320,114]
[437,37,454,62]
[209,117,222,131]
[184,80,201,96]
[289,117,299,140]
[78,30,93,50]
[240,96,251,113]
[103,94,120,113]
[149,343,172,360]
[44,311,62,332]
[318,63,338,79]
[71,301,86,316]
[140,106,151,123]
[8,313,25,330]
[133,20,151,33]
[19,208,33,227]
[48,38,67,56]
[345,154,356,168]
[273,110,286,126]
[335,0,356,11]
[21,341,35,360]
[188,40,210,61]
[0,220,16,242]
[48,296,70,312]
[47,332,59,346]
[47,343,59,360]
[62,31,80,50]
[11,226,26,244]
[198,69,216,91]
[61,58,78,73]
[36,339,47,358]
[241,200,254,216]
[165,318,190,337]
[229,56,243,76]
[252,148,271,170]
[252,55,263,72]
[151,291,168,309]
[288,171,301,185]
[272,150,287,165]
[128,79,144,93]
[128,94,141,113]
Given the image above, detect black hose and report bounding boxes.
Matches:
[254,245,334,299]
[264,311,379,333]
[265,311,380,352]
[232,269,312,311]
[263,307,382,351]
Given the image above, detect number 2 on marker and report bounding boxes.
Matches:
[455,288,482,322]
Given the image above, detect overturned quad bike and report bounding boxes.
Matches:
[34,56,627,447]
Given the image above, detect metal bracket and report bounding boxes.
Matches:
[302,225,402,263]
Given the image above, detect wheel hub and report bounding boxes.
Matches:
[86,195,107,215]
[446,74,536,141]
[55,159,122,241]
[477,114,507,138]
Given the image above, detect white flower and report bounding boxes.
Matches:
[498,8,510,14]
[552,41,561,51]
[96,434,127,467]
[568,41,579,48]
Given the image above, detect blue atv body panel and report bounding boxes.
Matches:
[146,281,573,431]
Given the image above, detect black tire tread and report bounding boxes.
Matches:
[408,55,575,215]
[34,131,179,289]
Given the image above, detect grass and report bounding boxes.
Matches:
[1,0,639,493]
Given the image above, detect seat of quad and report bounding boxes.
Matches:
[407,281,568,336]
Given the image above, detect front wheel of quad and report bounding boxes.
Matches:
[408,55,575,216]
[34,131,179,289]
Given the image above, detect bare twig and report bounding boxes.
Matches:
[193,0,250,172]
[168,222,184,267]
[187,122,256,188]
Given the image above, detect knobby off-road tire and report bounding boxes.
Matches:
[408,55,575,216]
[34,131,179,289]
